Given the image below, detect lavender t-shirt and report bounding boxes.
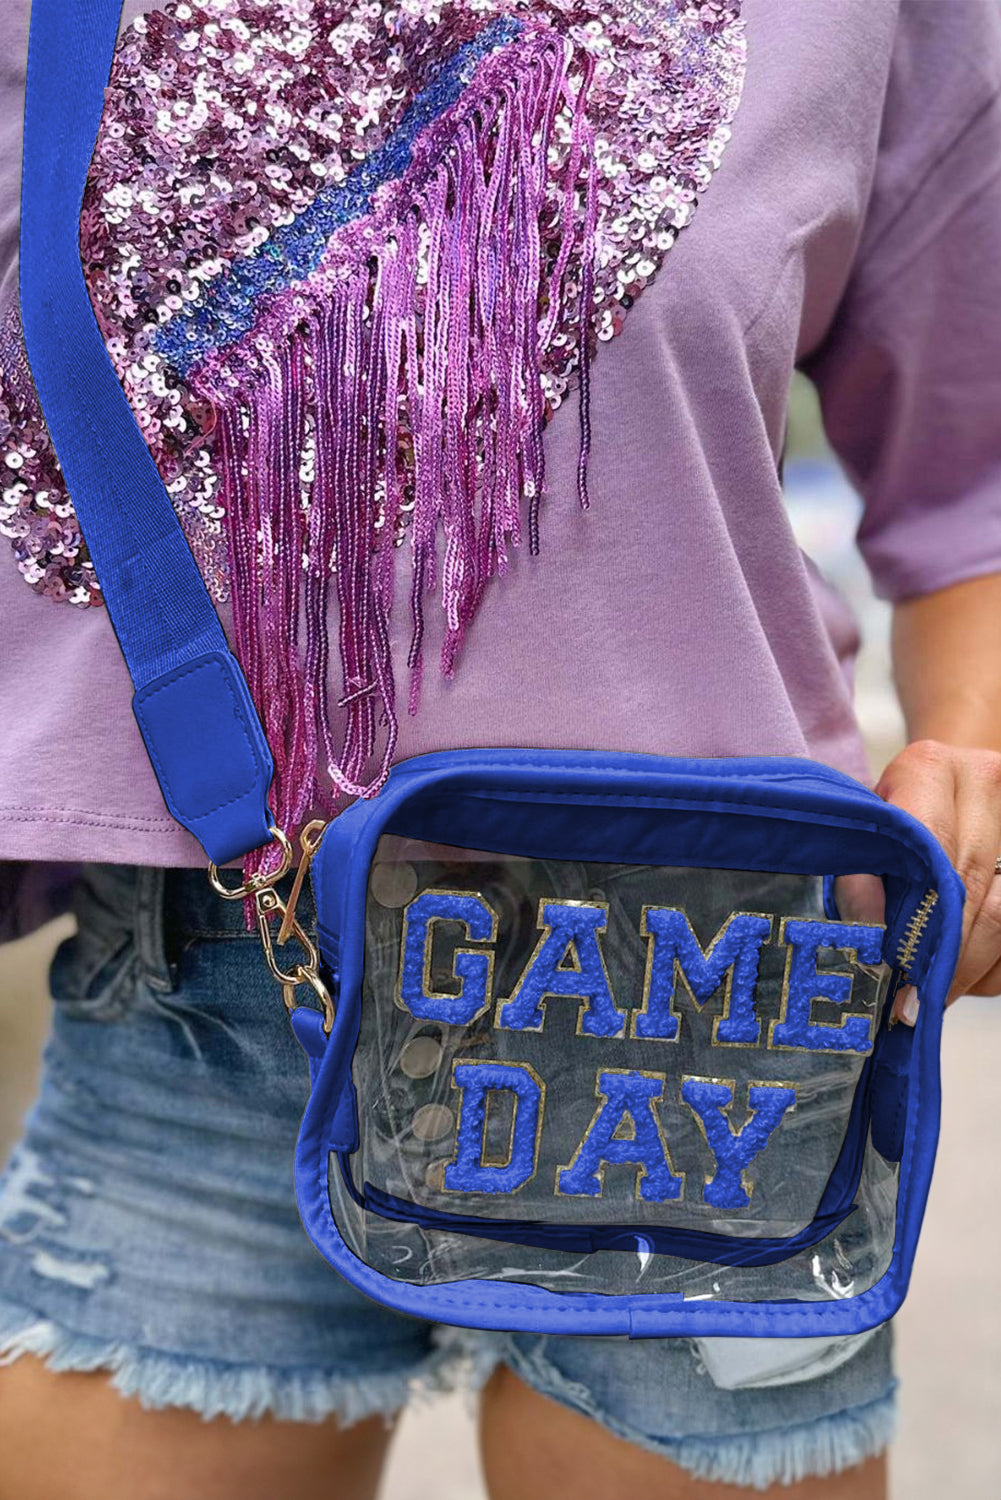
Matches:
[1,0,1000,933]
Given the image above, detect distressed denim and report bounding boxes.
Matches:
[0,863,896,1488]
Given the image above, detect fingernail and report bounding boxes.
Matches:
[897,985,920,1026]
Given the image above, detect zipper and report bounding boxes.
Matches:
[896,888,938,974]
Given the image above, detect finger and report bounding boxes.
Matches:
[874,740,959,866]
[876,744,957,1028]
[877,743,1001,1021]
[968,953,1001,998]
[832,873,886,928]
[833,873,901,1024]
[892,983,920,1026]
[930,750,996,972]
[939,758,1001,1010]
[947,876,1001,1003]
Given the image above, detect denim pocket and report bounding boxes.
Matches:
[47,864,148,1023]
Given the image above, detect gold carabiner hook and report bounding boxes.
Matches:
[254,885,319,986]
[277,818,328,945]
[206,823,334,1033]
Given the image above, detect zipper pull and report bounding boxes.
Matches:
[277,819,328,946]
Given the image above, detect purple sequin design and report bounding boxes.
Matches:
[0,0,746,878]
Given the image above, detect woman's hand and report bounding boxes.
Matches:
[836,738,1001,1026]
[848,572,1001,1025]
[875,739,1001,1022]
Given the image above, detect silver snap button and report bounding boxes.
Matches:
[412,1103,454,1142]
[399,1036,443,1079]
[370,861,419,908]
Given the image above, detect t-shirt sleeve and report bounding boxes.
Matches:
[800,1,1001,603]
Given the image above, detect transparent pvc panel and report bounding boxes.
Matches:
[329,838,898,1302]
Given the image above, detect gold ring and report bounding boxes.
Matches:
[207,825,294,899]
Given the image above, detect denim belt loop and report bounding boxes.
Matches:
[133,866,177,994]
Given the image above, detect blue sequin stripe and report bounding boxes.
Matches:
[157,14,524,378]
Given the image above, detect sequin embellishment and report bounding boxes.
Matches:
[1,0,745,873]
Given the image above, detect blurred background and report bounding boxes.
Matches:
[1,376,998,1497]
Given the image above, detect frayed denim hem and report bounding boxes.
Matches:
[0,1295,464,1427]
[497,1333,897,1491]
[651,1392,897,1490]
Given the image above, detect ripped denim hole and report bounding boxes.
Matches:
[0,1147,112,1295]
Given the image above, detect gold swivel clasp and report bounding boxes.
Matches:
[207,821,335,1034]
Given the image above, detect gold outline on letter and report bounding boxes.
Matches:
[494,896,624,1039]
[768,915,881,1053]
[554,1067,686,1204]
[441,1056,546,1196]
[396,888,498,1022]
[629,908,774,1049]
[680,1073,798,1208]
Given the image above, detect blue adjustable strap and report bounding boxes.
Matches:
[18,0,274,866]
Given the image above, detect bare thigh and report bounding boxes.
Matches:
[479,1365,887,1500]
[0,1357,395,1500]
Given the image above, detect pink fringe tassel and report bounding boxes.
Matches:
[200,31,597,890]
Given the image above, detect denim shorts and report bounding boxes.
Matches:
[0,862,897,1490]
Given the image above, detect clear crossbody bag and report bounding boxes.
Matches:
[286,747,962,1337]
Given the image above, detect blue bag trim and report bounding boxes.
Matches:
[19,0,274,866]
[294,748,964,1337]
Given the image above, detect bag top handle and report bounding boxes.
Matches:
[19,0,275,867]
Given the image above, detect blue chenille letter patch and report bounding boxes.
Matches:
[497,899,627,1038]
[769,918,884,1053]
[631,908,773,1044]
[681,1076,797,1209]
[444,1059,545,1194]
[391,887,886,1215]
[556,1069,685,1202]
[398,889,497,1025]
